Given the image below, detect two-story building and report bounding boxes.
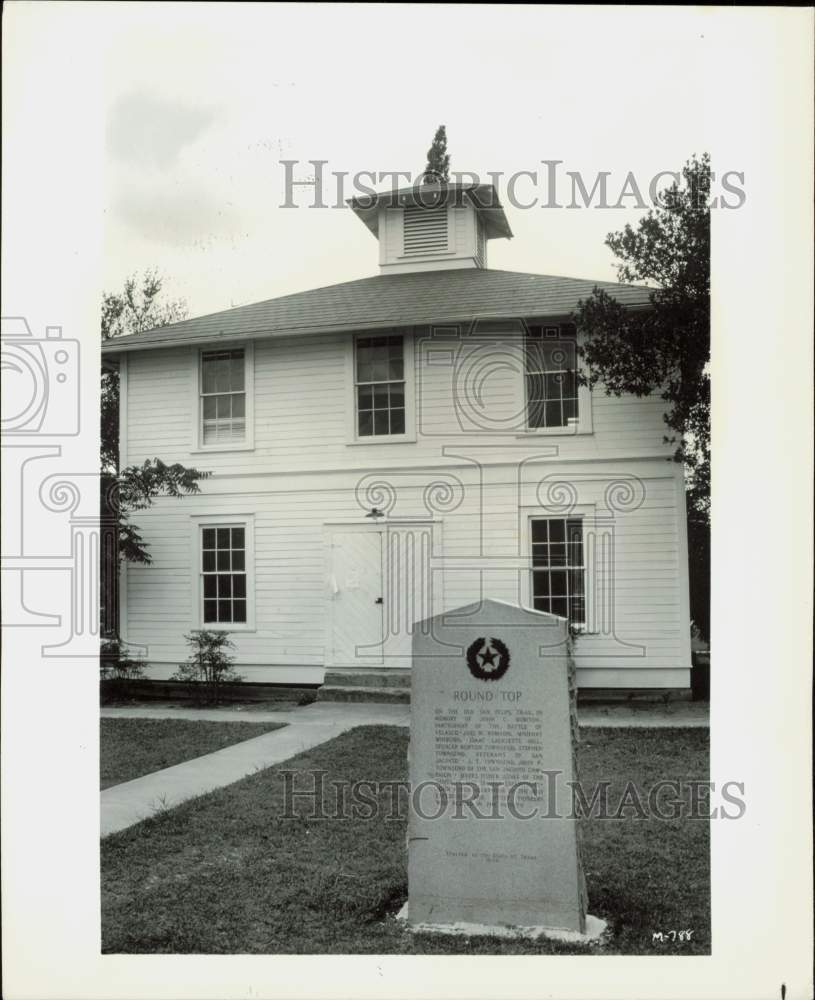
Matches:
[102,183,692,698]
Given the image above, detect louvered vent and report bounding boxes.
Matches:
[403,205,449,256]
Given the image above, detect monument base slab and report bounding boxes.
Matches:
[395,904,607,944]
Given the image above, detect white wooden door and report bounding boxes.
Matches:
[330,530,384,666]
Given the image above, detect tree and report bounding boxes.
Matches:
[573,154,710,638]
[110,459,210,566]
[422,125,450,183]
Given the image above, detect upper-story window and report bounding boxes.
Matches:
[195,345,254,451]
[355,335,406,436]
[524,324,579,430]
[200,349,245,444]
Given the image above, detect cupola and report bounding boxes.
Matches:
[348,182,512,275]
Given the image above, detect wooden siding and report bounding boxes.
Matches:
[123,330,689,687]
[125,330,675,474]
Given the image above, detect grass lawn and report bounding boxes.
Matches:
[100,718,287,789]
[101,725,709,955]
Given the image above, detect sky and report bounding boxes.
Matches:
[101,4,712,320]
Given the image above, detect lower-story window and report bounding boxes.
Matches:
[531,517,585,626]
[201,525,247,624]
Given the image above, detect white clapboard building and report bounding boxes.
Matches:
[103,183,692,699]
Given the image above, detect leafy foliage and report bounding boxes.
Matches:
[111,460,210,565]
[574,155,710,640]
[100,635,145,694]
[574,154,710,519]
[101,268,188,342]
[173,630,243,704]
[422,124,450,183]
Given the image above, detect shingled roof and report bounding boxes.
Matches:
[101,268,653,354]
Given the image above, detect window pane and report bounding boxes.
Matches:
[215,528,229,548]
[549,570,567,596]
[371,361,389,382]
[217,550,230,571]
[550,597,568,618]
[203,396,217,419]
[544,373,563,400]
[388,358,404,380]
[358,385,373,409]
[230,356,245,391]
[532,520,549,543]
[548,519,565,542]
[526,372,544,401]
[532,543,548,567]
[202,528,216,549]
[532,570,550,598]
[373,384,389,407]
[563,397,578,422]
[358,411,373,436]
[233,575,246,598]
[374,410,389,435]
[545,400,563,427]
[231,527,245,549]
[232,394,245,418]
[217,575,232,598]
[357,361,373,383]
[215,359,230,394]
[527,399,545,428]
[549,542,566,566]
[203,599,218,622]
[202,359,218,394]
[390,408,405,434]
[231,550,245,571]
[203,576,217,598]
[217,599,231,622]
[232,600,247,623]
[390,384,405,408]
[525,342,544,374]
[203,549,215,573]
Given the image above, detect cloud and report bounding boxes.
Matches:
[113,182,244,247]
[107,92,218,169]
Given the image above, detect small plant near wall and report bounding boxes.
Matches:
[173,630,243,705]
[100,636,145,701]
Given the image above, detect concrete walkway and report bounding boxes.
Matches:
[100,702,410,838]
[100,699,707,838]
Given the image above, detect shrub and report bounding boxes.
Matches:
[100,636,145,700]
[172,630,243,705]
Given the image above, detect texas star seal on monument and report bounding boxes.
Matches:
[466,636,511,682]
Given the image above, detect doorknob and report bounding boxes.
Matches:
[374,597,383,605]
